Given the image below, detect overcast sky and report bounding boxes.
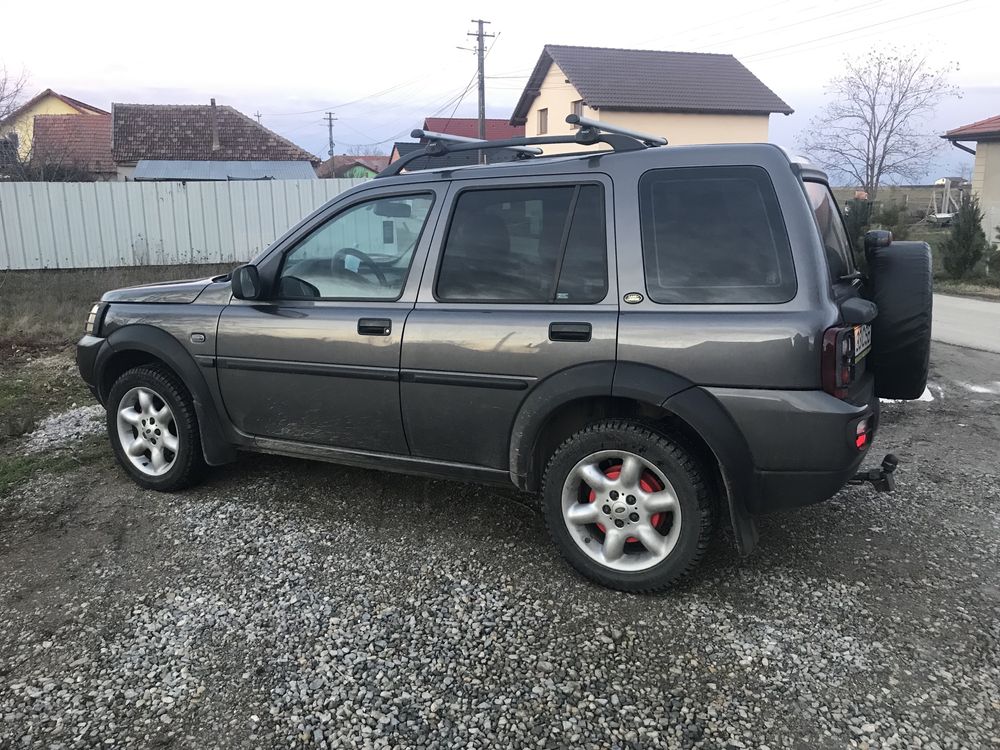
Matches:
[6,0,997,182]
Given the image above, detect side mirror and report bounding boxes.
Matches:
[864,229,893,252]
[231,264,263,300]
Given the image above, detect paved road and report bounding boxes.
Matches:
[933,293,1000,353]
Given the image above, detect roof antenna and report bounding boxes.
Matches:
[210,98,220,152]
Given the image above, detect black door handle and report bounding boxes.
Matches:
[548,322,592,342]
[358,318,392,336]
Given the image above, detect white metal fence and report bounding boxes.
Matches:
[0,178,368,270]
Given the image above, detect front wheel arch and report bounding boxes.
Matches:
[95,325,237,466]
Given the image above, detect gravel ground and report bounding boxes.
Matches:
[21,405,104,455]
[1,342,998,749]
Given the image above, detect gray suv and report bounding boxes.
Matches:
[78,117,933,591]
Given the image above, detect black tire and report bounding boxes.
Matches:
[106,365,206,491]
[541,420,715,593]
[866,241,933,399]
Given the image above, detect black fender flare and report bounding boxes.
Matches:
[96,325,236,466]
[508,360,758,555]
[661,387,758,555]
[508,361,616,488]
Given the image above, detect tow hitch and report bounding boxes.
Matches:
[849,453,898,492]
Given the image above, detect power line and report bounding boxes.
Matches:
[691,0,886,53]
[740,0,976,63]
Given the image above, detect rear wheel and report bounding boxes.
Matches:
[542,420,714,592]
[107,365,205,491]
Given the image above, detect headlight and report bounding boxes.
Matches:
[85,303,101,335]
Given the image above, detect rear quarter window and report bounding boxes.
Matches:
[639,166,796,304]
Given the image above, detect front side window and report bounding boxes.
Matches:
[804,181,855,280]
[278,193,433,299]
[436,184,608,303]
[639,166,796,304]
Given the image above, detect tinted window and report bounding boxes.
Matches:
[278,194,433,300]
[436,185,607,303]
[804,181,855,280]
[639,166,796,303]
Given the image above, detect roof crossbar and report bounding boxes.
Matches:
[376,115,668,178]
[566,114,667,147]
[415,130,543,155]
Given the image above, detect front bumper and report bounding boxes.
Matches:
[709,376,878,513]
[77,334,105,403]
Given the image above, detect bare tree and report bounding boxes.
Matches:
[0,64,29,121]
[343,143,387,157]
[798,50,958,198]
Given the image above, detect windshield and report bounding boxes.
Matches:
[804,181,855,280]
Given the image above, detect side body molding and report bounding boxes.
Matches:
[96,325,237,466]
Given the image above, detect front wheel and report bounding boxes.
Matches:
[106,365,205,491]
[541,420,715,592]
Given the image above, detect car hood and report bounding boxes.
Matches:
[101,277,219,304]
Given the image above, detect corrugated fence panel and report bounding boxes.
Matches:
[0,178,366,269]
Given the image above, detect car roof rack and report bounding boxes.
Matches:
[376,115,667,179]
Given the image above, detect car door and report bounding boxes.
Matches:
[216,187,441,452]
[399,174,618,469]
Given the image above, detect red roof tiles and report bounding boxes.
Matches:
[944,114,1000,141]
[422,117,524,140]
[31,113,115,174]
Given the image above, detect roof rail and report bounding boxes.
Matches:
[376,115,667,179]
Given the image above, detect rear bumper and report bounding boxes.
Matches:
[709,377,878,513]
[77,334,105,402]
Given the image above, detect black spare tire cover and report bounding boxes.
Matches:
[865,241,933,399]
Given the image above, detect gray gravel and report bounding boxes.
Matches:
[1,341,998,749]
[21,404,104,454]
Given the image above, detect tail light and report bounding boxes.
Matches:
[822,326,857,400]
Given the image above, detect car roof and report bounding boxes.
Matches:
[375,142,811,185]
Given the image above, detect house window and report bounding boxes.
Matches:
[571,100,584,127]
[537,108,548,135]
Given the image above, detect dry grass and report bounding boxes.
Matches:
[0,264,231,350]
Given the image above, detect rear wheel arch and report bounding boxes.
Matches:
[512,364,759,555]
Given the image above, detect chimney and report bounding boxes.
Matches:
[210,98,220,152]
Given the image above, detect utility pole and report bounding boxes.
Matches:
[325,112,337,157]
[254,110,262,124]
[468,19,494,163]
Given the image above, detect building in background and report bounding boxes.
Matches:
[0,89,107,162]
[112,100,319,181]
[510,45,793,152]
[317,155,390,178]
[943,115,1000,238]
[29,113,116,180]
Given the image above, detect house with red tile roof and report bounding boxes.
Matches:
[30,113,115,178]
[112,99,319,180]
[942,115,1000,238]
[0,88,107,164]
[316,154,390,178]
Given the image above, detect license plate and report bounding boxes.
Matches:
[854,324,872,359]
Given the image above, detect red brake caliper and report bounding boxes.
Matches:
[587,464,665,542]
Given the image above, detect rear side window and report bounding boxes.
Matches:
[639,166,796,303]
[436,184,608,303]
[804,181,855,280]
